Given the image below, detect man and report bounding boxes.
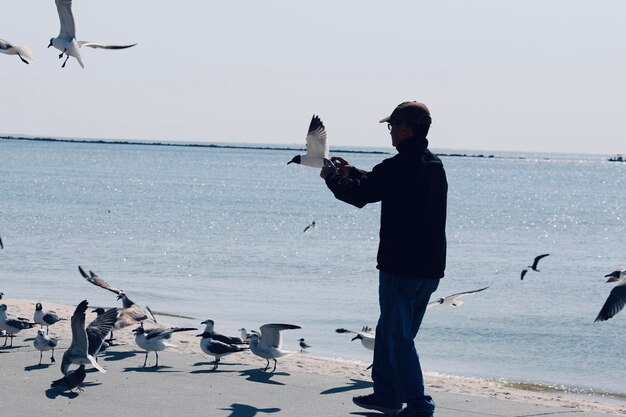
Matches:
[320,101,447,417]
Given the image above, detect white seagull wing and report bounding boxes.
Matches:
[443,286,490,305]
[78,41,137,50]
[259,323,301,349]
[305,115,328,159]
[56,0,76,40]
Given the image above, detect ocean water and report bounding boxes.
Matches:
[1,138,624,396]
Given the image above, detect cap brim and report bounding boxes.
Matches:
[379,116,391,123]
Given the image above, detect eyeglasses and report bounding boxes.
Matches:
[387,124,393,131]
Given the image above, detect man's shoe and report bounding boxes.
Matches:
[397,408,434,417]
[352,394,402,415]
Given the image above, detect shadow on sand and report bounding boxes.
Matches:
[218,403,281,417]
[238,369,289,386]
[45,382,101,399]
[320,378,373,395]
[24,363,54,371]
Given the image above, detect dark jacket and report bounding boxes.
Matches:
[325,136,447,279]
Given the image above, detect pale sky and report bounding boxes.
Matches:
[2,0,625,154]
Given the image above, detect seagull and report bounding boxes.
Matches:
[201,319,245,344]
[0,38,34,64]
[0,304,35,347]
[86,307,119,360]
[336,326,375,351]
[427,286,490,308]
[48,0,137,68]
[520,254,550,280]
[239,328,253,343]
[78,266,156,341]
[0,233,4,249]
[34,302,65,334]
[51,365,86,393]
[287,115,328,168]
[248,323,301,372]
[132,322,196,367]
[197,331,249,370]
[594,269,626,322]
[60,300,107,376]
[303,221,316,233]
[34,329,59,365]
[298,338,311,352]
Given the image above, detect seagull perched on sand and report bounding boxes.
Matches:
[132,322,196,367]
[0,38,34,64]
[298,338,311,352]
[34,302,65,334]
[60,300,107,375]
[34,329,59,365]
[78,266,156,341]
[239,328,253,343]
[336,326,375,351]
[51,365,86,393]
[594,268,626,322]
[249,323,301,372]
[0,304,34,347]
[48,0,137,68]
[201,319,245,344]
[197,331,248,370]
[287,115,328,168]
[520,254,550,280]
[427,286,490,308]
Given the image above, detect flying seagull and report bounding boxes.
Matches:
[594,268,626,322]
[427,286,490,308]
[34,302,65,334]
[197,331,248,370]
[287,115,328,168]
[303,221,316,233]
[520,254,550,280]
[336,326,375,351]
[0,38,34,64]
[78,266,156,341]
[0,304,35,347]
[48,0,137,68]
[336,326,375,369]
[298,338,311,352]
[132,322,196,367]
[51,365,86,393]
[34,329,59,365]
[249,323,301,372]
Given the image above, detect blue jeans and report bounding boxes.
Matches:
[372,270,440,413]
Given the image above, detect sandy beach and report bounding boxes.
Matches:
[0,297,624,416]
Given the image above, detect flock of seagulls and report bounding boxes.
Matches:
[0,266,307,391]
[2,0,136,67]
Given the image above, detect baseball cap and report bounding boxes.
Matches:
[379,101,432,125]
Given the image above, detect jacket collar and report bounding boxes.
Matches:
[396,136,428,154]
